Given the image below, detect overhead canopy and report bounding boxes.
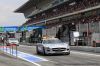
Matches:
[4,26,18,32]
[0,25,45,32]
[0,27,4,32]
[19,25,45,31]
[0,26,18,32]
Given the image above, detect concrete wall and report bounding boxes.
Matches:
[15,33,21,38]
[26,31,33,38]
[78,22,100,33]
[71,46,100,53]
[92,33,100,43]
[42,26,59,37]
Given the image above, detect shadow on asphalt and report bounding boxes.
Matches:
[35,53,70,56]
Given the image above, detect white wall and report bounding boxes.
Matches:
[15,33,21,41]
[78,22,100,33]
[42,26,59,37]
[26,30,33,38]
[92,33,100,43]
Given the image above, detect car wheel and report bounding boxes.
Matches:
[65,52,70,55]
[42,47,46,55]
[36,46,40,54]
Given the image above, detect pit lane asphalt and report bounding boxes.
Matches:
[15,45,100,66]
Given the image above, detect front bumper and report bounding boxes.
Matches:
[45,48,70,54]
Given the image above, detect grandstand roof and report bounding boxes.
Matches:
[15,0,72,13]
[15,0,41,13]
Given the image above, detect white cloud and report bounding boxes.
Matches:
[0,0,28,26]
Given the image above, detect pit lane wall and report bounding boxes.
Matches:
[71,46,100,53]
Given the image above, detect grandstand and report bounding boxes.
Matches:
[15,0,100,46]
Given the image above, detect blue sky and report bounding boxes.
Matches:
[0,0,28,26]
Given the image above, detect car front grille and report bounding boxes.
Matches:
[52,48,66,51]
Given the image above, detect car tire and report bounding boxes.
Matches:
[36,46,40,54]
[42,47,46,55]
[65,52,70,55]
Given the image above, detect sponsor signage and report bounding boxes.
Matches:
[0,26,45,32]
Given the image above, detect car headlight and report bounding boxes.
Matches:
[44,47,50,49]
[44,47,50,51]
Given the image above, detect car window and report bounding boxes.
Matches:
[43,39,62,44]
[8,38,18,41]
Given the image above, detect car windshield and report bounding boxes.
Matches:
[43,39,63,44]
[8,38,18,41]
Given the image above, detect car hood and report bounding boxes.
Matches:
[43,43,69,48]
[9,40,19,44]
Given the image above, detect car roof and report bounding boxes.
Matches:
[43,38,59,40]
[9,38,15,39]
